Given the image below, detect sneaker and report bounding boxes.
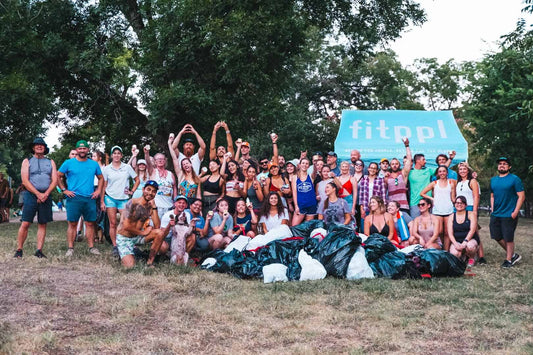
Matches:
[112,246,120,258]
[467,258,475,267]
[511,253,522,265]
[65,248,74,257]
[14,249,23,258]
[478,257,487,265]
[34,249,47,258]
[89,247,101,255]
[501,260,512,268]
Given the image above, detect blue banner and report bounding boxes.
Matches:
[334,110,468,167]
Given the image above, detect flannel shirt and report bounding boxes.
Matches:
[358,175,387,214]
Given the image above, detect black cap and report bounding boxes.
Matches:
[29,137,49,155]
[327,151,337,157]
[144,180,159,190]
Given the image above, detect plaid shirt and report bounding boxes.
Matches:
[358,175,387,214]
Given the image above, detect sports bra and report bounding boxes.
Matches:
[203,176,222,194]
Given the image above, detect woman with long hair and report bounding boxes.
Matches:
[447,195,480,266]
[201,159,225,216]
[205,198,234,250]
[317,181,351,227]
[358,162,386,228]
[233,199,258,238]
[243,164,263,213]
[387,201,415,247]
[258,192,289,233]
[337,161,357,216]
[410,197,442,249]
[291,157,317,226]
[364,196,397,245]
[421,165,456,250]
[221,154,245,215]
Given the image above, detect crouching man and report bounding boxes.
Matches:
[116,180,172,268]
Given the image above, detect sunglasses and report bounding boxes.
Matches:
[260,161,269,164]
[455,201,465,205]
[355,162,363,167]
[145,180,159,190]
[417,203,427,207]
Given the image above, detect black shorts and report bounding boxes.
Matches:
[21,192,53,224]
[489,216,518,243]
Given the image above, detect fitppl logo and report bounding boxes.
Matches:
[348,119,448,143]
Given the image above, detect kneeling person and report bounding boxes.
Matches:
[116,181,171,268]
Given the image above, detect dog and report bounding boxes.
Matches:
[170,212,193,265]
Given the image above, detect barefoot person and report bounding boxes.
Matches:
[58,140,104,257]
[14,138,58,258]
[116,180,171,268]
[489,157,525,268]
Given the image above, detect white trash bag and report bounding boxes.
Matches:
[263,263,288,283]
[298,249,327,281]
[201,257,217,269]
[346,246,374,280]
[310,228,327,243]
[224,236,251,253]
[247,225,292,250]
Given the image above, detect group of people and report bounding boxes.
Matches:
[13,121,525,269]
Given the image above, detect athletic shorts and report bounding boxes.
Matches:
[21,192,53,224]
[104,195,128,209]
[116,233,143,258]
[489,216,518,243]
[66,195,97,222]
[298,204,317,215]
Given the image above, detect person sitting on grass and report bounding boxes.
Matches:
[258,192,289,234]
[205,198,235,250]
[317,181,352,228]
[116,181,171,268]
[233,198,258,238]
[447,196,480,267]
[364,196,397,246]
[410,197,442,249]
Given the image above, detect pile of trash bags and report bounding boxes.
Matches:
[200,221,466,283]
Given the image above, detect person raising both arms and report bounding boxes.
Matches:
[171,123,206,175]
[168,134,202,204]
[209,121,235,164]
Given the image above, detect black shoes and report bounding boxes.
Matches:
[14,249,23,258]
[34,249,47,258]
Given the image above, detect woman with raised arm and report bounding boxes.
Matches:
[209,121,235,163]
[420,165,456,250]
[262,134,291,207]
[291,157,317,226]
[410,197,442,249]
[258,192,289,233]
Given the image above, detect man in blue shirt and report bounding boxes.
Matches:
[58,140,104,257]
[489,157,525,268]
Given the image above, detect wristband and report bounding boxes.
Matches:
[226,130,230,134]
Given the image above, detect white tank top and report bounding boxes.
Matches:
[432,180,453,215]
[456,180,474,206]
[153,169,174,209]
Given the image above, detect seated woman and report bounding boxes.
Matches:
[364,196,397,246]
[410,197,442,249]
[258,192,289,234]
[387,201,415,247]
[317,182,351,228]
[447,196,480,266]
[201,159,225,216]
[233,199,258,238]
[204,198,234,250]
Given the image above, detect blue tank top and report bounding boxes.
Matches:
[296,174,316,208]
[28,157,52,192]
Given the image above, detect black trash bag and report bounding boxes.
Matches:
[231,251,264,279]
[303,236,321,258]
[290,220,326,238]
[363,233,397,263]
[255,239,304,280]
[200,249,246,273]
[416,249,466,277]
[318,224,362,278]
[403,254,423,279]
[369,251,406,279]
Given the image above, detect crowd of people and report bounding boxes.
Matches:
[12,122,526,269]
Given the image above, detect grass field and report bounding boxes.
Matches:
[0,216,532,354]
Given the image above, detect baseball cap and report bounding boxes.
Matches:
[286,159,299,167]
[144,180,159,190]
[137,159,147,166]
[327,151,337,157]
[497,157,511,165]
[380,158,389,163]
[110,145,122,154]
[76,140,89,148]
[174,195,188,204]
[241,142,250,148]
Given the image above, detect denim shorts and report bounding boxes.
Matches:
[104,195,128,209]
[22,192,53,224]
[66,195,97,222]
[299,204,317,215]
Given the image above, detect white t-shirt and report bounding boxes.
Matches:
[161,209,192,239]
[259,208,289,232]
[178,152,202,175]
[102,163,137,199]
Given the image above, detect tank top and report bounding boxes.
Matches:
[417,217,436,245]
[178,179,198,198]
[452,211,479,243]
[226,179,244,192]
[28,157,52,192]
[456,180,474,206]
[296,174,316,208]
[203,176,222,194]
[369,214,390,237]
[340,177,353,198]
[246,184,262,210]
[432,180,454,215]
[153,169,174,209]
[387,174,409,210]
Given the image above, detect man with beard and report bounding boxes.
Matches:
[489,157,525,268]
[384,139,412,214]
[116,180,171,268]
[209,121,235,164]
[349,149,361,175]
[326,151,340,176]
[172,123,206,175]
[14,138,57,258]
[58,140,103,257]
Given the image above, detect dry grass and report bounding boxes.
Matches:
[0,216,532,354]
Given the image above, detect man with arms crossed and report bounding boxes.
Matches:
[490,157,525,268]
[14,138,57,258]
[58,140,103,256]
[116,180,171,268]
